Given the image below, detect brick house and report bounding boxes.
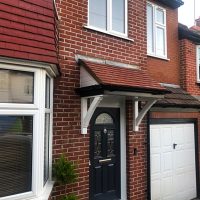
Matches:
[1,0,200,200]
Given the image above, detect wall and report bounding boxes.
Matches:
[147,0,180,85]
[52,0,149,199]
[179,39,200,96]
[0,0,58,64]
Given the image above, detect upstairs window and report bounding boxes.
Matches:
[197,46,200,82]
[88,0,127,36]
[147,2,167,58]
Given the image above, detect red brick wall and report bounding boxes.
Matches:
[52,0,149,199]
[126,100,148,200]
[0,0,58,64]
[147,0,180,85]
[179,39,200,95]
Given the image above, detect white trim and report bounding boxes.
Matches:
[147,54,170,61]
[87,0,128,37]
[0,57,59,77]
[84,26,133,41]
[120,98,127,200]
[147,2,167,58]
[196,45,200,82]
[97,96,127,200]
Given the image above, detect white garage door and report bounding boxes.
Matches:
[150,123,197,200]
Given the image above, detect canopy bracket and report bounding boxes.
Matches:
[81,95,103,134]
[133,98,157,131]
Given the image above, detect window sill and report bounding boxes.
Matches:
[147,54,170,61]
[84,26,134,42]
[0,181,54,200]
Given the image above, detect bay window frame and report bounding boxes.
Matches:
[87,0,128,37]
[0,62,54,200]
[147,2,167,59]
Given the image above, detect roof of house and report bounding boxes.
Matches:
[0,0,58,65]
[157,0,184,9]
[155,86,200,108]
[179,23,200,44]
[77,60,168,96]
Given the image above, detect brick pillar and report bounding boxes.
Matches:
[126,100,148,200]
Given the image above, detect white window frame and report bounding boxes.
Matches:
[0,63,54,200]
[197,46,200,82]
[147,2,167,59]
[87,0,128,37]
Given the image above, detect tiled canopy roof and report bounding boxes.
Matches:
[155,86,200,108]
[78,59,167,95]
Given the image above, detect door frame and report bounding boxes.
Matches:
[89,97,127,200]
[147,118,200,200]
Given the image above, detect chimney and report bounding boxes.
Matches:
[196,17,200,27]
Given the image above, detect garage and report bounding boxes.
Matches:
[150,123,197,200]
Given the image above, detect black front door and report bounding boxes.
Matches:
[90,108,121,200]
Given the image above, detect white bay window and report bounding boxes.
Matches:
[197,46,200,82]
[0,62,54,200]
[88,0,127,36]
[147,2,167,58]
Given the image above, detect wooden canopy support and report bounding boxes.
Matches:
[133,98,157,131]
[81,95,103,134]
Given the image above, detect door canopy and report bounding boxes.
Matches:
[76,57,169,134]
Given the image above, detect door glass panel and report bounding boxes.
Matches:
[0,116,33,197]
[107,130,114,157]
[94,131,102,158]
[0,69,34,103]
[95,113,113,125]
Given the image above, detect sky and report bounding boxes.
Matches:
[178,0,200,27]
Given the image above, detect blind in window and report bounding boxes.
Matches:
[0,116,33,197]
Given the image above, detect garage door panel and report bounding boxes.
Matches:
[151,154,161,174]
[151,180,161,200]
[163,152,173,172]
[150,123,197,200]
[173,126,184,145]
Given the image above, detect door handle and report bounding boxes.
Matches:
[173,143,177,149]
[99,158,111,164]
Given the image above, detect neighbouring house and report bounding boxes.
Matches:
[1,0,200,200]
[0,0,59,199]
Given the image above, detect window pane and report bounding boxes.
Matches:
[156,27,165,56]
[156,8,164,24]
[0,116,33,197]
[0,69,34,103]
[45,76,51,109]
[112,0,125,33]
[147,4,154,53]
[89,0,107,30]
[198,47,200,80]
[44,113,50,185]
